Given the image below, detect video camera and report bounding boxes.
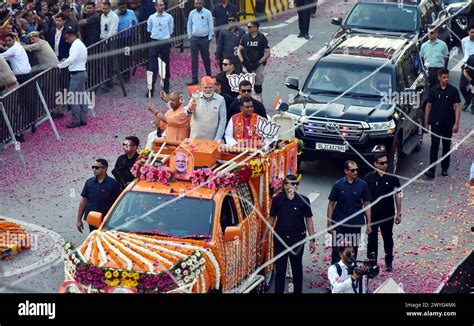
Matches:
[347,252,380,279]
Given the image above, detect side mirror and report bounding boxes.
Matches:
[279,102,289,112]
[86,211,103,229]
[438,9,448,20]
[331,17,342,26]
[224,226,243,242]
[285,77,300,91]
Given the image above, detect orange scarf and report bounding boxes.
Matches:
[233,113,261,142]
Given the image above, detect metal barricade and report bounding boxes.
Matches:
[1,5,187,153]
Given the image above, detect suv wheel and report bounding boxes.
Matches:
[389,138,401,174]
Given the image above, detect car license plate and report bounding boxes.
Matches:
[315,143,347,153]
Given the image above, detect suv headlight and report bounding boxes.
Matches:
[369,119,396,134]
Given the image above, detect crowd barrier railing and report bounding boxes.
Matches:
[0,4,187,166]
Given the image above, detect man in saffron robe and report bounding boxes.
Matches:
[225,96,265,147]
[147,90,194,142]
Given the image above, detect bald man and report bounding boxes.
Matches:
[187,76,226,140]
[147,90,193,142]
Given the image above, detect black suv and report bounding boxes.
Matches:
[331,0,451,48]
[285,34,427,173]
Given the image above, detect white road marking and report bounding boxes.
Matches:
[285,15,299,24]
[0,216,65,278]
[451,58,464,72]
[272,35,308,58]
[260,23,288,30]
[308,192,320,203]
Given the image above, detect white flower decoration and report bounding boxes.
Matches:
[256,117,280,140]
[226,73,256,93]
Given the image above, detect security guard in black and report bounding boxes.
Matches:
[266,175,315,293]
[424,72,461,175]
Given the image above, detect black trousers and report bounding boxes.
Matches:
[149,41,171,93]
[190,36,212,82]
[331,226,361,264]
[274,236,304,293]
[296,0,312,36]
[104,41,116,88]
[367,216,394,265]
[429,122,453,172]
[459,74,471,105]
[15,73,34,133]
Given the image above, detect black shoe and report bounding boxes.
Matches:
[424,170,435,179]
[385,264,393,272]
[187,80,198,86]
[66,122,82,128]
[304,34,311,40]
[15,133,25,143]
[297,33,304,38]
[81,122,87,126]
[441,169,449,176]
[145,90,154,98]
[51,112,64,119]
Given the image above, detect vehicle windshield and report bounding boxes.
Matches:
[304,61,393,96]
[346,3,418,32]
[103,191,214,238]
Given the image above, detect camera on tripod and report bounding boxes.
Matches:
[346,252,380,279]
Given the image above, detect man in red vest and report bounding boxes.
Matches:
[224,96,266,148]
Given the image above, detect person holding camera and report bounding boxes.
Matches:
[328,246,366,294]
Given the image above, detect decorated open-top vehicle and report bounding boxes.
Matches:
[61,136,301,294]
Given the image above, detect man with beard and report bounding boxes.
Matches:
[79,2,101,47]
[187,76,226,141]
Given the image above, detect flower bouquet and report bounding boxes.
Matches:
[234,163,252,183]
[131,159,174,185]
[249,159,265,178]
[191,168,240,190]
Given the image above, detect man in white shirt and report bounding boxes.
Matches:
[100,2,120,40]
[0,33,32,84]
[328,246,367,293]
[57,28,89,128]
[100,1,119,91]
[460,25,474,110]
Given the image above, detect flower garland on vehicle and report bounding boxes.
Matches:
[131,158,174,185]
[270,177,283,197]
[248,159,264,178]
[65,244,206,293]
[191,168,240,190]
[295,138,304,156]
